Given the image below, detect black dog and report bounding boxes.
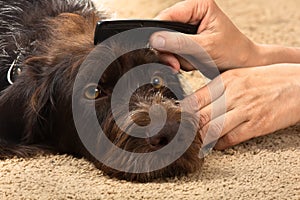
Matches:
[0,0,203,182]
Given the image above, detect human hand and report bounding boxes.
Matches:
[183,64,300,150]
[150,0,256,71]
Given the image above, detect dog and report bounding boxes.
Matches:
[0,0,203,182]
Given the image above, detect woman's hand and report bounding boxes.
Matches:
[150,0,256,71]
[150,0,300,71]
[151,0,300,149]
[185,64,300,149]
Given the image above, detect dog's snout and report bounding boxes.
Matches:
[146,121,179,150]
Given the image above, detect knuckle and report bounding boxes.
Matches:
[173,34,194,54]
[210,121,223,136]
[195,87,210,108]
[222,69,239,81]
[199,112,210,127]
[197,94,206,108]
[175,34,186,52]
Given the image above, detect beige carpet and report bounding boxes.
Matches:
[1,0,300,199]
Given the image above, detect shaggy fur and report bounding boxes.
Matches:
[0,0,203,182]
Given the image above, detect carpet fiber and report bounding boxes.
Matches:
[1,0,300,199]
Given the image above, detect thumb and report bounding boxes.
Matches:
[149,31,202,55]
[149,31,219,79]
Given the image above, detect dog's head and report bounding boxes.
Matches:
[72,42,204,182]
[0,0,203,182]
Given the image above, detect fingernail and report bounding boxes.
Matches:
[151,35,166,49]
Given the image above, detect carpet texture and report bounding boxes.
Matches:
[1,0,300,199]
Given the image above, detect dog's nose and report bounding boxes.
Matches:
[146,121,179,150]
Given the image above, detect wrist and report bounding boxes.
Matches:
[237,38,258,67]
[246,43,300,67]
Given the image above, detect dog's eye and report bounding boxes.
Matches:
[151,76,164,89]
[84,84,103,100]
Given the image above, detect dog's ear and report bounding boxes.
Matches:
[22,57,58,144]
[0,56,56,144]
[0,90,26,143]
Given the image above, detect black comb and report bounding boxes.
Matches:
[94,20,198,45]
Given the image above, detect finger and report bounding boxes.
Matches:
[200,109,247,148]
[214,121,253,150]
[154,0,205,25]
[175,55,196,71]
[195,75,225,108]
[154,1,194,22]
[157,52,208,72]
[181,75,225,113]
[199,93,227,127]
[157,53,181,71]
[149,31,202,55]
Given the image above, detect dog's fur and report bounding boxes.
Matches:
[0,0,203,182]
